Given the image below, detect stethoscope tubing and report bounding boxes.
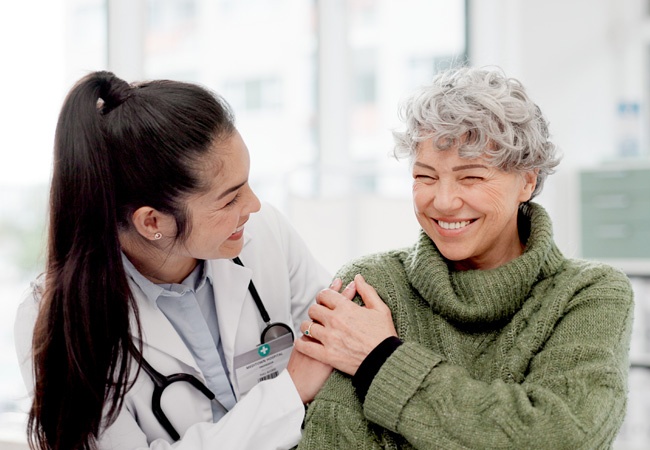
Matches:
[131,257,293,441]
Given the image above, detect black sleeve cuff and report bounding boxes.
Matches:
[351,336,403,403]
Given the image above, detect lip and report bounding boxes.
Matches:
[433,217,477,234]
[228,221,247,240]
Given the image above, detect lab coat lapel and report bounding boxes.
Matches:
[129,282,200,372]
[207,257,251,376]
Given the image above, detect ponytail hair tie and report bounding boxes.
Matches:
[96,71,133,115]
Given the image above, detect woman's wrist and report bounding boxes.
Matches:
[351,336,403,403]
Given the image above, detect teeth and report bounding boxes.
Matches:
[233,224,245,234]
[437,220,472,230]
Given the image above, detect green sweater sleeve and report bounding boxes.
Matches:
[299,266,633,450]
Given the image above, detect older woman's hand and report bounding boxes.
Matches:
[294,274,397,376]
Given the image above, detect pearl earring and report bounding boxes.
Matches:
[153,232,162,240]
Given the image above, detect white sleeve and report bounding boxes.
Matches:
[14,204,329,450]
[15,280,306,450]
[99,370,304,450]
[14,285,40,396]
[103,204,326,449]
[17,286,305,450]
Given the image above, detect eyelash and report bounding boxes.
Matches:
[224,192,241,208]
[414,175,436,183]
[414,175,483,182]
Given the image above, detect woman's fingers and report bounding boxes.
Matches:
[316,274,387,313]
[329,277,342,291]
[311,275,390,329]
[340,280,357,300]
[300,319,320,339]
[316,279,357,309]
[315,286,346,309]
[297,274,399,375]
[354,274,389,312]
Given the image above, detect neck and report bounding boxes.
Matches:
[452,239,525,271]
[119,232,197,284]
[452,216,526,271]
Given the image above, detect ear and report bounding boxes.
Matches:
[518,169,538,203]
[131,207,175,241]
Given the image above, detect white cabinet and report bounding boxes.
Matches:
[615,276,650,450]
[579,166,650,449]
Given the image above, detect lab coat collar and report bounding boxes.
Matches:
[206,229,254,378]
[127,228,254,377]
[129,279,200,372]
[205,258,251,380]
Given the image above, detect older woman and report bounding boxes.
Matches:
[294,67,634,449]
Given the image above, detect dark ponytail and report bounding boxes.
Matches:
[28,71,235,449]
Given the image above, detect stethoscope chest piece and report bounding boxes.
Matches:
[260,321,294,344]
[135,256,295,442]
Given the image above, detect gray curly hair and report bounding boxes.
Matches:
[392,66,561,199]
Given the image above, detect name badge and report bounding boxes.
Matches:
[233,333,293,395]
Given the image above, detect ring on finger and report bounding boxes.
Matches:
[304,321,314,337]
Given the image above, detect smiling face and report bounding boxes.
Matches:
[412,138,537,271]
[180,130,261,262]
[122,129,262,284]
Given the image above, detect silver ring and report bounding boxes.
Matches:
[304,321,314,336]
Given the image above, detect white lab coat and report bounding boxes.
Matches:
[14,203,332,450]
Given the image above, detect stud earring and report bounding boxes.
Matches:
[153,232,162,240]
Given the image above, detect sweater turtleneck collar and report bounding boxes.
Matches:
[404,202,566,325]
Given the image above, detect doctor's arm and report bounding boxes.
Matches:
[100,206,343,449]
[99,369,306,450]
[15,290,310,450]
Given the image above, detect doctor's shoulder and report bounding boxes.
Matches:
[15,274,47,336]
[15,274,46,332]
[14,273,46,394]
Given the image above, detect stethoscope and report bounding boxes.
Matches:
[132,257,294,441]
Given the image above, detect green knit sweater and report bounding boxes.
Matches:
[298,203,633,450]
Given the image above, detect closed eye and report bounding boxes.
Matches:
[223,192,241,208]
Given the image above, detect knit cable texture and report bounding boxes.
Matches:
[298,202,634,450]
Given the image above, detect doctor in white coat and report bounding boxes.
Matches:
[14,71,339,450]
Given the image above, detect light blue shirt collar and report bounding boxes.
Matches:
[121,253,235,418]
[121,253,214,305]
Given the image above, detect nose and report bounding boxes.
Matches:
[432,181,462,212]
[245,183,262,214]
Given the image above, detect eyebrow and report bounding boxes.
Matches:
[216,180,247,200]
[452,164,488,172]
[413,162,488,172]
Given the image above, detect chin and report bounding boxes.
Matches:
[436,246,471,263]
[216,243,244,260]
